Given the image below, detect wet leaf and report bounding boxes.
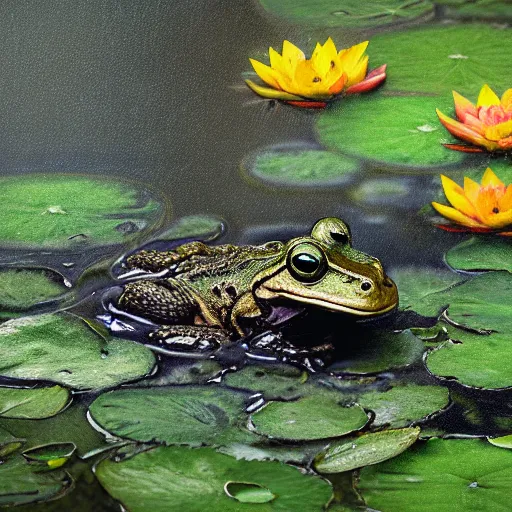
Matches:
[488,435,512,449]
[0,385,70,419]
[224,481,276,503]
[317,94,464,169]
[95,445,332,512]
[446,237,512,273]
[250,396,368,441]
[22,442,76,469]
[314,427,420,473]
[0,313,155,390]
[358,439,512,511]
[89,385,256,447]
[0,426,25,458]
[0,175,163,249]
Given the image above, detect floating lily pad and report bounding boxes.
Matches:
[0,313,155,390]
[139,359,222,386]
[257,0,434,28]
[317,95,465,169]
[22,442,76,469]
[0,426,25,458]
[446,237,512,273]
[0,385,70,419]
[427,327,512,389]
[224,482,276,504]
[96,445,332,512]
[438,0,512,21]
[250,396,368,441]
[89,385,255,447]
[0,175,163,249]
[358,438,512,512]
[314,427,420,473]
[155,215,224,242]
[389,267,465,315]
[223,364,308,400]
[370,24,512,95]
[0,454,71,507]
[355,383,450,428]
[246,146,359,188]
[0,268,68,314]
[488,435,512,449]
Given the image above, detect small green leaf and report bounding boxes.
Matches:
[22,442,76,469]
[487,435,512,449]
[224,481,276,503]
[0,385,70,419]
[0,426,25,458]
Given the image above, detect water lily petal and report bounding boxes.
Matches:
[269,47,283,72]
[328,72,347,95]
[311,37,338,77]
[484,119,512,141]
[462,113,485,135]
[440,174,479,218]
[338,41,369,72]
[463,176,482,205]
[498,185,512,212]
[436,109,499,150]
[481,167,505,188]
[431,202,487,228]
[477,84,501,108]
[249,59,282,90]
[453,91,477,121]
[502,89,512,111]
[244,80,304,101]
[281,40,305,76]
[345,55,369,87]
[344,65,386,95]
[498,137,512,150]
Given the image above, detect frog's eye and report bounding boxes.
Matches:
[288,243,327,283]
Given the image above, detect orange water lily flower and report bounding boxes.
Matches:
[432,168,512,234]
[245,38,386,108]
[436,84,512,152]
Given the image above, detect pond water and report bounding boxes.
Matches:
[0,1,511,511]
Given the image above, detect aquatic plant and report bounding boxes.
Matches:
[437,84,512,152]
[245,38,386,108]
[432,168,512,233]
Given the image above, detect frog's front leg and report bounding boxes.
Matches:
[149,324,230,351]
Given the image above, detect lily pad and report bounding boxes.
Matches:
[0,426,25,458]
[224,482,275,504]
[95,445,332,512]
[0,268,68,314]
[245,146,359,188]
[488,435,512,449]
[257,0,434,28]
[438,0,512,21]
[317,95,465,169]
[446,237,512,273]
[0,454,71,507]
[426,327,512,389]
[314,427,421,473]
[0,313,155,390]
[89,385,255,447]
[0,385,70,419]
[250,396,368,441]
[22,442,76,469]
[370,24,512,95]
[350,177,411,206]
[355,383,450,428]
[358,438,512,512]
[155,215,224,243]
[0,175,163,249]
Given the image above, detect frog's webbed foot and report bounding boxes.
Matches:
[149,325,230,351]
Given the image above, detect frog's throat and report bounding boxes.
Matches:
[267,291,397,317]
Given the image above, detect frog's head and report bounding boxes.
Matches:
[256,217,398,317]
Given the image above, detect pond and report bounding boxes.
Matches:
[0,1,511,511]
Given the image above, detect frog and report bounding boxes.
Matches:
[117,217,398,349]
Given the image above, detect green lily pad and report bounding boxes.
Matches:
[317,95,465,169]
[0,175,163,249]
[0,313,155,390]
[438,0,512,21]
[223,364,308,400]
[329,329,425,374]
[224,482,276,504]
[155,215,224,242]
[358,438,512,512]
[22,442,76,469]
[0,385,70,419]
[314,427,421,473]
[0,268,68,314]
[370,24,512,95]
[96,445,332,512]
[257,0,434,28]
[0,426,25,458]
[250,396,368,441]
[245,146,359,188]
[488,435,512,449]
[389,267,465,315]
[139,359,222,386]
[426,327,512,389]
[0,454,71,507]
[355,383,450,428]
[446,237,512,273]
[89,385,255,447]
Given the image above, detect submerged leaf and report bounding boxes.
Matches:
[0,385,70,419]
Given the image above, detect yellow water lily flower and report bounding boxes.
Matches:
[436,84,512,152]
[432,168,512,234]
[246,38,386,108]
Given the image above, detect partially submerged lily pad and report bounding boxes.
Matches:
[358,439,512,511]
[245,146,359,188]
[95,445,332,512]
[0,385,70,419]
[446,237,512,273]
[224,481,276,504]
[22,442,76,469]
[250,396,368,441]
[317,95,464,169]
[0,313,155,390]
[488,435,512,449]
[0,426,25,458]
[257,0,434,28]
[0,175,163,249]
[154,215,224,243]
[314,427,420,473]
[89,385,255,447]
